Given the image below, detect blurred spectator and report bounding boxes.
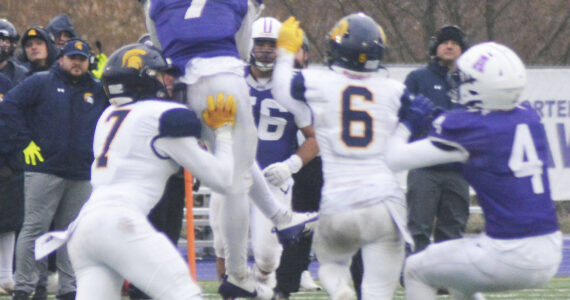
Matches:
[404,25,470,255]
[0,39,108,300]
[0,72,17,296]
[46,14,77,50]
[0,19,28,85]
[20,27,59,75]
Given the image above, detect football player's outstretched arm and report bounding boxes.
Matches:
[154,93,237,193]
[385,124,468,172]
[272,17,311,120]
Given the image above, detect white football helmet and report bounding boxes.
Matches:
[452,41,526,110]
[250,17,282,72]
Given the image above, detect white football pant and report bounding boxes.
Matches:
[404,231,562,300]
[187,74,287,279]
[313,201,405,300]
[68,207,202,300]
[250,178,293,281]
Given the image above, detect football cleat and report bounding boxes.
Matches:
[332,285,356,300]
[273,212,318,247]
[299,270,321,291]
[218,274,273,300]
[0,279,14,295]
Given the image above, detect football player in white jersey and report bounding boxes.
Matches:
[272,14,418,300]
[36,43,237,300]
[385,42,562,300]
[143,2,316,298]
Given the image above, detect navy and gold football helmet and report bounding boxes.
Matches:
[325,13,386,73]
[102,43,171,105]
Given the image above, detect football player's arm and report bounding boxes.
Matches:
[152,108,234,193]
[262,124,318,186]
[272,16,311,122]
[155,130,233,193]
[385,124,468,172]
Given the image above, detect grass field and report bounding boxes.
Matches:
[2,277,570,299]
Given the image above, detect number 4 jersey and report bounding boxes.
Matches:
[429,103,558,239]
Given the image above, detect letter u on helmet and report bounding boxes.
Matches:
[250,17,282,72]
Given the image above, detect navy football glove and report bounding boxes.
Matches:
[398,92,435,134]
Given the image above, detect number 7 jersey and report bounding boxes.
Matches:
[283,67,406,214]
[429,103,558,239]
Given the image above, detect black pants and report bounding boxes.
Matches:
[407,168,470,252]
[274,157,322,296]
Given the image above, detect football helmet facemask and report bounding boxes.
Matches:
[325,13,386,73]
[448,42,526,110]
[102,43,171,105]
[250,17,282,72]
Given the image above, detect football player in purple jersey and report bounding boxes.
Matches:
[142,1,316,299]
[386,42,562,300]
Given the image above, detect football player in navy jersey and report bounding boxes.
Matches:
[143,2,316,299]
[385,42,562,300]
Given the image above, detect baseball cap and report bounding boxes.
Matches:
[62,39,90,58]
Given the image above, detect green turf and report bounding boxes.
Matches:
[2,278,570,299]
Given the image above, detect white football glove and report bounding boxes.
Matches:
[263,154,302,187]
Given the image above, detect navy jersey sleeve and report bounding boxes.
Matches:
[158,108,201,138]
[290,71,306,102]
[429,110,489,154]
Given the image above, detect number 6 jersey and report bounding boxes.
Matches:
[273,62,407,214]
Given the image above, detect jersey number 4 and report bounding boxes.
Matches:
[95,110,131,168]
[508,123,545,194]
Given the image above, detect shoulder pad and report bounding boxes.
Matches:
[158,108,201,138]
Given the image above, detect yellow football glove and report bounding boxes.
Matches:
[202,93,237,129]
[23,141,44,166]
[277,16,304,54]
[91,53,108,79]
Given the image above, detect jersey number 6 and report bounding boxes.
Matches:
[341,86,373,148]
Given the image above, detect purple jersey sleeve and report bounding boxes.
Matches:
[429,106,558,239]
[150,0,248,72]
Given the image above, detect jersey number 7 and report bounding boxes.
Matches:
[95,110,131,168]
[185,0,207,19]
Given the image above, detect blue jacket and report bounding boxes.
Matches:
[404,59,465,170]
[0,63,108,180]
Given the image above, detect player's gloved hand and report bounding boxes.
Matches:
[277,16,304,54]
[398,92,434,134]
[202,93,237,129]
[23,141,44,166]
[91,53,108,79]
[263,154,302,186]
